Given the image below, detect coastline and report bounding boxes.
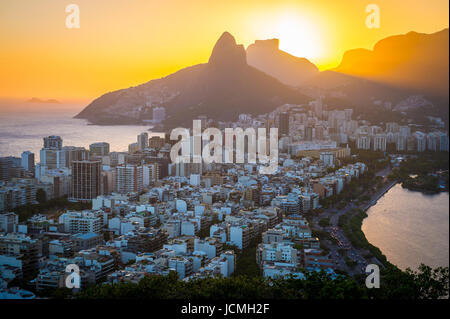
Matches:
[399,182,449,195]
[361,180,398,267]
[346,179,399,269]
[360,180,449,271]
[361,180,398,211]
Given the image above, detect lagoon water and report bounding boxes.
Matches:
[362,184,449,270]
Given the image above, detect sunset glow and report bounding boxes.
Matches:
[0,0,448,101]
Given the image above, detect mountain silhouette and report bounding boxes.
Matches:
[246,39,319,86]
[332,28,449,96]
[27,97,60,104]
[76,32,307,126]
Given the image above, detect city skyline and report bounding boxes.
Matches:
[0,0,448,303]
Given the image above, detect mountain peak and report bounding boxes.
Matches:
[249,39,280,51]
[215,31,237,46]
[208,31,247,68]
[246,38,319,87]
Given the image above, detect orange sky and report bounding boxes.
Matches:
[0,0,448,101]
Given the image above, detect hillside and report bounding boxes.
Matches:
[75,32,308,127]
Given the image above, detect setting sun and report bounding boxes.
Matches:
[273,13,323,61]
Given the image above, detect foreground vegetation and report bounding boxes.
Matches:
[73,265,448,299]
[338,210,389,267]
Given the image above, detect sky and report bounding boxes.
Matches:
[0,0,448,102]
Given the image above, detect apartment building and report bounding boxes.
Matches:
[70,160,101,201]
[0,233,39,278]
[58,211,103,234]
[116,165,144,194]
[0,212,18,233]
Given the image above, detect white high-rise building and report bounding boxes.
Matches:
[396,135,407,151]
[439,132,449,151]
[143,163,159,187]
[320,152,334,167]
[190,174,201,186]
[58,211,102,233]
[40,136,65,169]
[399,126,411,138]
[386,122,399,133]
[344,109,353,121]
[21,151,35,173]
[116,165,143,194]
[89,142,110,156]
[40,149,66,169]
[427,132,440,152]
[0,212,18,233]
[168,257,193,279]
[356,134,371,150]
[373,134,387,152]
[137,132,148,150]
[415,132,427,152]
[43,136,62,149]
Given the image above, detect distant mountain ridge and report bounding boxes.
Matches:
[76,28,449,126]
[76,32,307,126]
[27,97,60,104]
[246,39,319,87]
[333,28,449,96]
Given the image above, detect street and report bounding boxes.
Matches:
[310,166,395,276]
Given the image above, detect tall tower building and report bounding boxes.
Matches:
[70,160,101,201]
[399,126,411,138]
[373,134,387,152]
[278,112,289,136]
[40,136,66,169]
[315,125,324,140]
[143,163,160,186]
[396,136,407,151]
[439,132,449,151]
[137,132,149,150]
[0,157,13,181]
[312,98,323,119]
[304,126,313,141]
[62,146,89,168]
[21,151,35,173]
[344,109,353,121]
[89,142,110,157]
[357,134,371,150]
[0,233,39,278]
[116,165,144,194]
[43,136,62,149]
[415,132,427,152]
[40,149,66,169]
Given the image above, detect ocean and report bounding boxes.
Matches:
[0,100,155,161]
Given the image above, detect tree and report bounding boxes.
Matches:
[367,264,449,299]
[75,265,449,299]
[36,188,47,204]
[318,217,331,227]
[103,231,111,241]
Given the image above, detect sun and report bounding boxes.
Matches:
[272,13,322,61]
